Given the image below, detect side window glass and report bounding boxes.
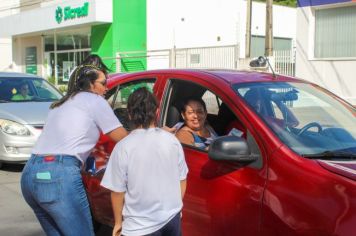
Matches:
[112,80,155,130]
[164,79,247,150]
[32,79,62,100]
[202,90,220,115]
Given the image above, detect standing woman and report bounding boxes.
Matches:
[21,63,128,236]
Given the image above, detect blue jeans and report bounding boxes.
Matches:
[142,213,182,236]
[21,154,94,236]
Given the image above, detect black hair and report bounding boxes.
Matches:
[127,87,158,129]
[82,54,110,73]
[180,97,207,113]
[50,65,103,109]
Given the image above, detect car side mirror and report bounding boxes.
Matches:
[208,136,258,163]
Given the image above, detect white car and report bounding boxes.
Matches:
[0,72,62,168]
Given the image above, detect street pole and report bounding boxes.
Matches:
[245,0,252,58]
[265,0,273,57]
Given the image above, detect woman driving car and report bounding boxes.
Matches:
[176,97,218,149]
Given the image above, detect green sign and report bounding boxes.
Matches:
[56,2,89,24]
[25,47,37,75]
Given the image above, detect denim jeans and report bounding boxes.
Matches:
[142,213,182,236]
[21,154,94,236]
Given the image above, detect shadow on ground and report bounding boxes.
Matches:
[1,163,24,172]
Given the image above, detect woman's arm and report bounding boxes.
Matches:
[111,191,125,236]
[107,127,129,142]
[176,129,194,146]
[180,179,187,199]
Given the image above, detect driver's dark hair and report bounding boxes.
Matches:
[180,97,207,113]
[50,65,104,109]
[127,87,158,129]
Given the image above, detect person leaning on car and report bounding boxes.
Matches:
[101,87,188,236]
[20,55,128,236]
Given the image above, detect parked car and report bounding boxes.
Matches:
[0,72,62,168]
[82,69,356,236]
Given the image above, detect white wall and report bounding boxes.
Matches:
[147,0,296,68]
[0,0,112,37]
[0,38,12,71]
[296,6,356,105]
[0,0,19,71]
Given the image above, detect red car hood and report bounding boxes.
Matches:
[318,160,356,181]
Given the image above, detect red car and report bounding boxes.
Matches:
[82,69,356,236]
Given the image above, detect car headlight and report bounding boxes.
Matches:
[0,119,31,136]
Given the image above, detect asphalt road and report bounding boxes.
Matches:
[0,163,111,236]
[0,163,45,236]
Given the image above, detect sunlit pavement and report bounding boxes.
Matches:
[0,164,45,236]
[0,163,111,236]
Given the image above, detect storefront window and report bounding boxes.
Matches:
[43,28,91,85]
[57,32,90,50]
[44,35,54,52]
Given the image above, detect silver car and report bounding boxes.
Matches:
[0,72,62,168]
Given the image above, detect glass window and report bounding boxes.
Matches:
[44,35,54,52]
[251,35,292,58]
[315,5,356,58]
[202,90,220,115]
[112,80,156,130]
[234,82,356,157]
[0,77,62,102]
[57,32,90,51]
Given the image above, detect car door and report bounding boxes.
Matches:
[159,75,268,236]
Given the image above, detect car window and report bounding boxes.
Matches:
[163,79,248,149]
[0,77,62,102]
[111,79,156,130]
[234,82,356,157]
[202,90,221,115]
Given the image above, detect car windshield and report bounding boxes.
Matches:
[233,82,356,159]
[0,77,62,102]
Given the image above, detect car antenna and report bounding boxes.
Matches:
[249,56,277,79]
[263,56,277,79]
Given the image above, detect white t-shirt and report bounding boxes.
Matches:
[32,92,122,163]
[101,128,188,236]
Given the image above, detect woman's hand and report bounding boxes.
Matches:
[112,223,122,236]
[162,126,177,133]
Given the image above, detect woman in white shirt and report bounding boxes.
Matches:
[20,57,128,236]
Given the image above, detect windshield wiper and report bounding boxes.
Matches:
[302,151,356,160]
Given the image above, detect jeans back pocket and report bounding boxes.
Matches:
[34,179,60,204]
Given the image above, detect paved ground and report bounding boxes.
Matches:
[0,163,111,236]
[0,164,45,236]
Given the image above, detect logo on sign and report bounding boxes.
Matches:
[55,7,63,24]
[55,2,89,24]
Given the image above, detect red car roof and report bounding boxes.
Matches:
[108,69,302,85]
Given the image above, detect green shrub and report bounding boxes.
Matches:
[47,76,55,85]
[58,85,68,94]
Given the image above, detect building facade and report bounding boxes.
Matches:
[0,0,146,85]
[296,0,356,104]
[0,0,296,85]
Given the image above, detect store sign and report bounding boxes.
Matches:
[55,2,89,24]
[25,47,37,75]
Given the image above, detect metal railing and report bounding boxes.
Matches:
[273,49,296,76]
[115,45,296,77]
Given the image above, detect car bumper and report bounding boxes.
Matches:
[0,134,37,163]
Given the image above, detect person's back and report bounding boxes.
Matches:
[104,128,185,234]
[101,87,188,236]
